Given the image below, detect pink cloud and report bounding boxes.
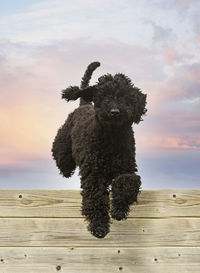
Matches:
[147,62,200,109]
[137,134,200,153]
[173,0,199,9]
[159,45,193,64]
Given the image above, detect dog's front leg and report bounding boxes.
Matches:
[111,173,141,220]
[81,174,110,238]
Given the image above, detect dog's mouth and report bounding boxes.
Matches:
[97,112,126,127]
[110,113,120,120]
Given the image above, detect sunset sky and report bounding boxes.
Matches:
[0,0,199,189]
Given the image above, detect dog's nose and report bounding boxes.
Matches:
[110,108,120,116]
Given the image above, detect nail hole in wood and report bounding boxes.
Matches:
[19,194,23,199]
[56,265,61,271]
[154,258,158,262]
[118,250,120,254]
[119,267,123,271]
[173,194,176,198]
[0,259,3,262]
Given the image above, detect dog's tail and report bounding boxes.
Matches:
[80,61,100,105]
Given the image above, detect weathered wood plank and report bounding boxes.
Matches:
[0,190,82,218]
[0,218,199,247]
[0,190,199,218]
[0,247,199,273]
[0,190,199,272]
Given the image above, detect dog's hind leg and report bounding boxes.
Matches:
[111,173,141,220]
[52,122,76,178]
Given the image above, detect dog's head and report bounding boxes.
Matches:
[62,72,147,127]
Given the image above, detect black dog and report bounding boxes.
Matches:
[52,62,147,238]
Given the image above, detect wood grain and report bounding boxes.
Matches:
[0,190,199,218]
[0,217,199,247]
[0,247,199,273]
[0,189,199,272]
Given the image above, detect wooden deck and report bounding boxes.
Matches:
[0,190,199,272]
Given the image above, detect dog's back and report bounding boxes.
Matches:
[52,62,100,177]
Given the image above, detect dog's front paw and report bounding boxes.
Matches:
[111,207,128,221]
[89,222,110,239]
[111,173,142,220]
[112,173,141,203]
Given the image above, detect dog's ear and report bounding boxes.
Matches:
[132,87,147,124]
[62,86,97,102]
[62,86,81,101]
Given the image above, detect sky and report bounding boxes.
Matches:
[0,0,199,189]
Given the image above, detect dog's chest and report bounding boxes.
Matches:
[95,132,129,173]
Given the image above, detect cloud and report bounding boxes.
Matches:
[136,113,200,155]
[137,135,200,152]
[0,1,199,188]
[164,0,200,40]
[156,0,199,11]
[160,45,189,64]
[138,150,200,189]
[191,8,200,35]
[0,0,153,45]
[172,0,199,10]
[134,60,200,156]
[145,20,175,44]
[1,38,199,167]
[0,38,165,174]
[147,62,200,109]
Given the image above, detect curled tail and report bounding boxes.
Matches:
[80,61,100,105]
[81,61,100,89]
[62,61,100,105]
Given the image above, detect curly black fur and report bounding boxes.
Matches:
[52,62,147,238]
